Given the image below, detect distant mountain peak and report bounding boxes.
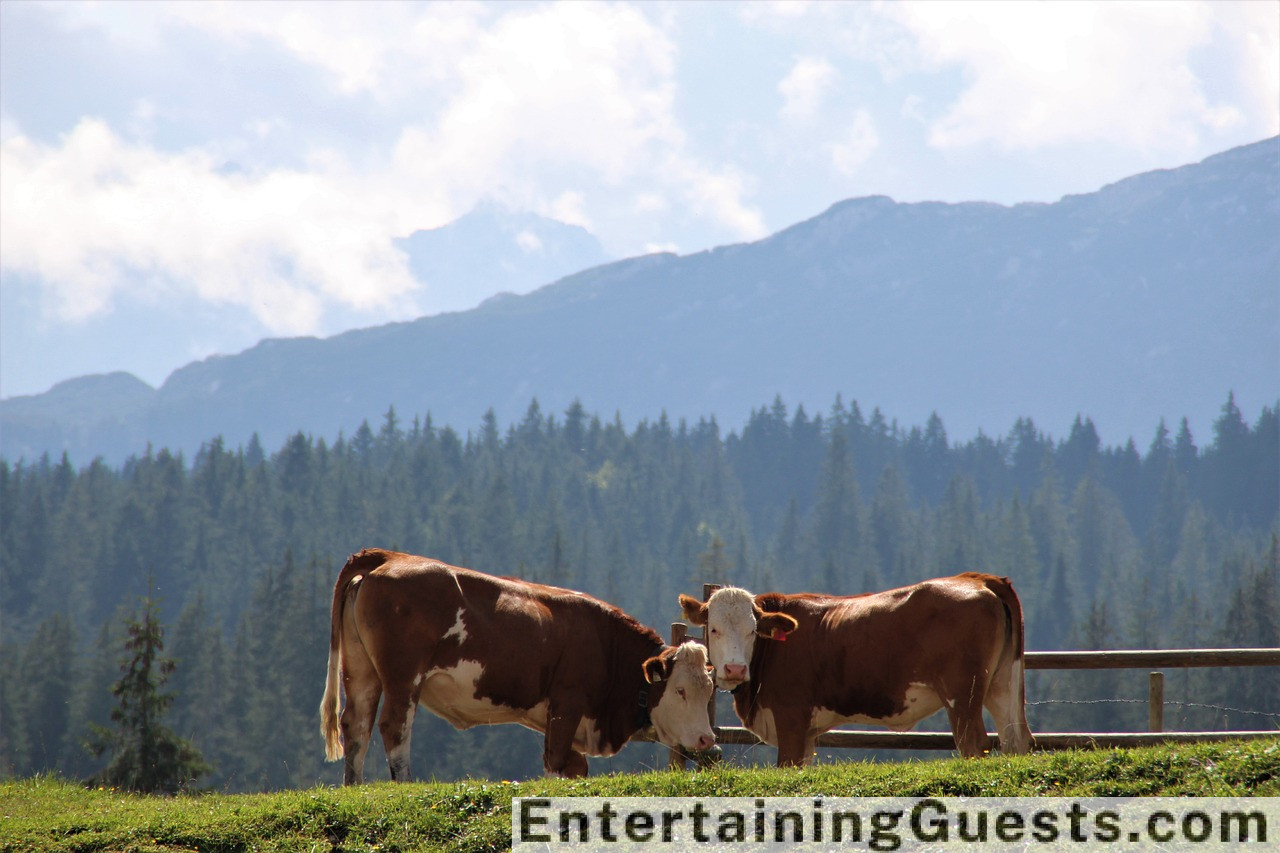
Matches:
[394,204,612,316]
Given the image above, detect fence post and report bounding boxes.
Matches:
[696,584,724,769]
[1148,671,1164,732]
[701,583,722,733]
[668,622,690,770]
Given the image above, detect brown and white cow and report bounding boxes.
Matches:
[679,573,1034,765]
[321,548,715,782]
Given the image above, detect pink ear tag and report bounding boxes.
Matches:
[772,628,787,642]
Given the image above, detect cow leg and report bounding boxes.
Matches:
[772,708,814,768]
[543,706,589,778]
[545,748,588,779]
[984,658,1033,754]
[338,581,384,785]
[377,686,419,782]
[801,733,819,767]
[944,676,993,758]
[339,683,381,785]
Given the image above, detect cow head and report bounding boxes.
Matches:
[679,588,798,689]
[642,642,716,752]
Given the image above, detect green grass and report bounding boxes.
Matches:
[4,739,1278,852]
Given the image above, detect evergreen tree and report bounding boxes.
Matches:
[1058,415,1101,489]
[88,585,210,793]
[1028,453,1073,585]
[1068,600,1125,732]
[767,497,804,589]
[904,412,950,506]
[870,464,913,587]
[1008,417,1048,496]
[1172,418,1198,480]
[994,495,1042,606]
[811,428,871,591]
[168,593,233,788]
[1031,553,1074,650]
[1213,537,1279,730]
[935,472,981,575]
[697,533,733,585]
[16,614,77,774]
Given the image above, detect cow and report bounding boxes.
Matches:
[321,548,716,782]
[678,573,1034,765]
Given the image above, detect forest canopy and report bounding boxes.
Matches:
[1,392,1276,789]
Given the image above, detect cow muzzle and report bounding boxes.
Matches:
[719,663,748,688]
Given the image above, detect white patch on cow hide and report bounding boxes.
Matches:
[810,682,946,734]
[573,717,608,756]
[442,607,468,643]
[749,707,779,747]
[418,659,517,730]
[415,666,615,757]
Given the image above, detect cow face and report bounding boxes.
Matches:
[643,642,716,752]
[680,588,797,689]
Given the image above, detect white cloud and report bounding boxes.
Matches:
[515,230,543,254]
[391,4,680,193]
[778,57,837,120]
[892,1,1249,152]
[633,192,668,214]
[162,0,766,247]
[543,191,592,231]
[384,2,763,245]
[1214,1,1280,137]
[0,111,23,144]
[0,120,421,333]
[829,110,879,175]
[160,0,488,98]
[2,0,772,340]
[662,156,767,241]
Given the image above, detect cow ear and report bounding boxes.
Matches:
[643,655,668,684]
[756,612,798,641]
[679,594,708,626]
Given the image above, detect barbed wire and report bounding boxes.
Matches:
[1026,697,1280,720]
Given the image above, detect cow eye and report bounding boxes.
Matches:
[676,687,686,699]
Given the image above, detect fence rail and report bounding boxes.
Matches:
[1026,649,1280,669]
[659,585,1280,762]
[707,728,1280,751]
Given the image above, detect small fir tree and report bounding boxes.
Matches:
[87,584,209,793]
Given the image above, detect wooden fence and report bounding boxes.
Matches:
[653,585,1280,765]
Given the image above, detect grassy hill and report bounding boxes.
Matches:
[3,739,1277,852]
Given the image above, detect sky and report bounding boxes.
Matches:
[2,0,1277,400]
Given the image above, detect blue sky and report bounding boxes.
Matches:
[2,0,1277,399]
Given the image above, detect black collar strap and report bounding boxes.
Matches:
[635,688,651,729]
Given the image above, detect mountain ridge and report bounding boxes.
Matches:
[3,136,1276,464]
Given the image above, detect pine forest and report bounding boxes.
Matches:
[1,393,1277,790]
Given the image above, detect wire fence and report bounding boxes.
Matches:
[1026,697,1280,721]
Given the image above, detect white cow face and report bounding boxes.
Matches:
[679,588,797,690]
[644,642,716,752]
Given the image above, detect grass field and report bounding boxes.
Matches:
[3,739,1278,852]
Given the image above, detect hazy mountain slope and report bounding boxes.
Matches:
[395,202,612,314]
[3,137,1276,464]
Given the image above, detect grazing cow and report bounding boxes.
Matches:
[321,549,715,782]
[679,573,1033,765]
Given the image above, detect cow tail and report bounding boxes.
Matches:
[320,549,384,761]
[989,576,1026,702]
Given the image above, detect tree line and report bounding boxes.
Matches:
[0,392,1276,789]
